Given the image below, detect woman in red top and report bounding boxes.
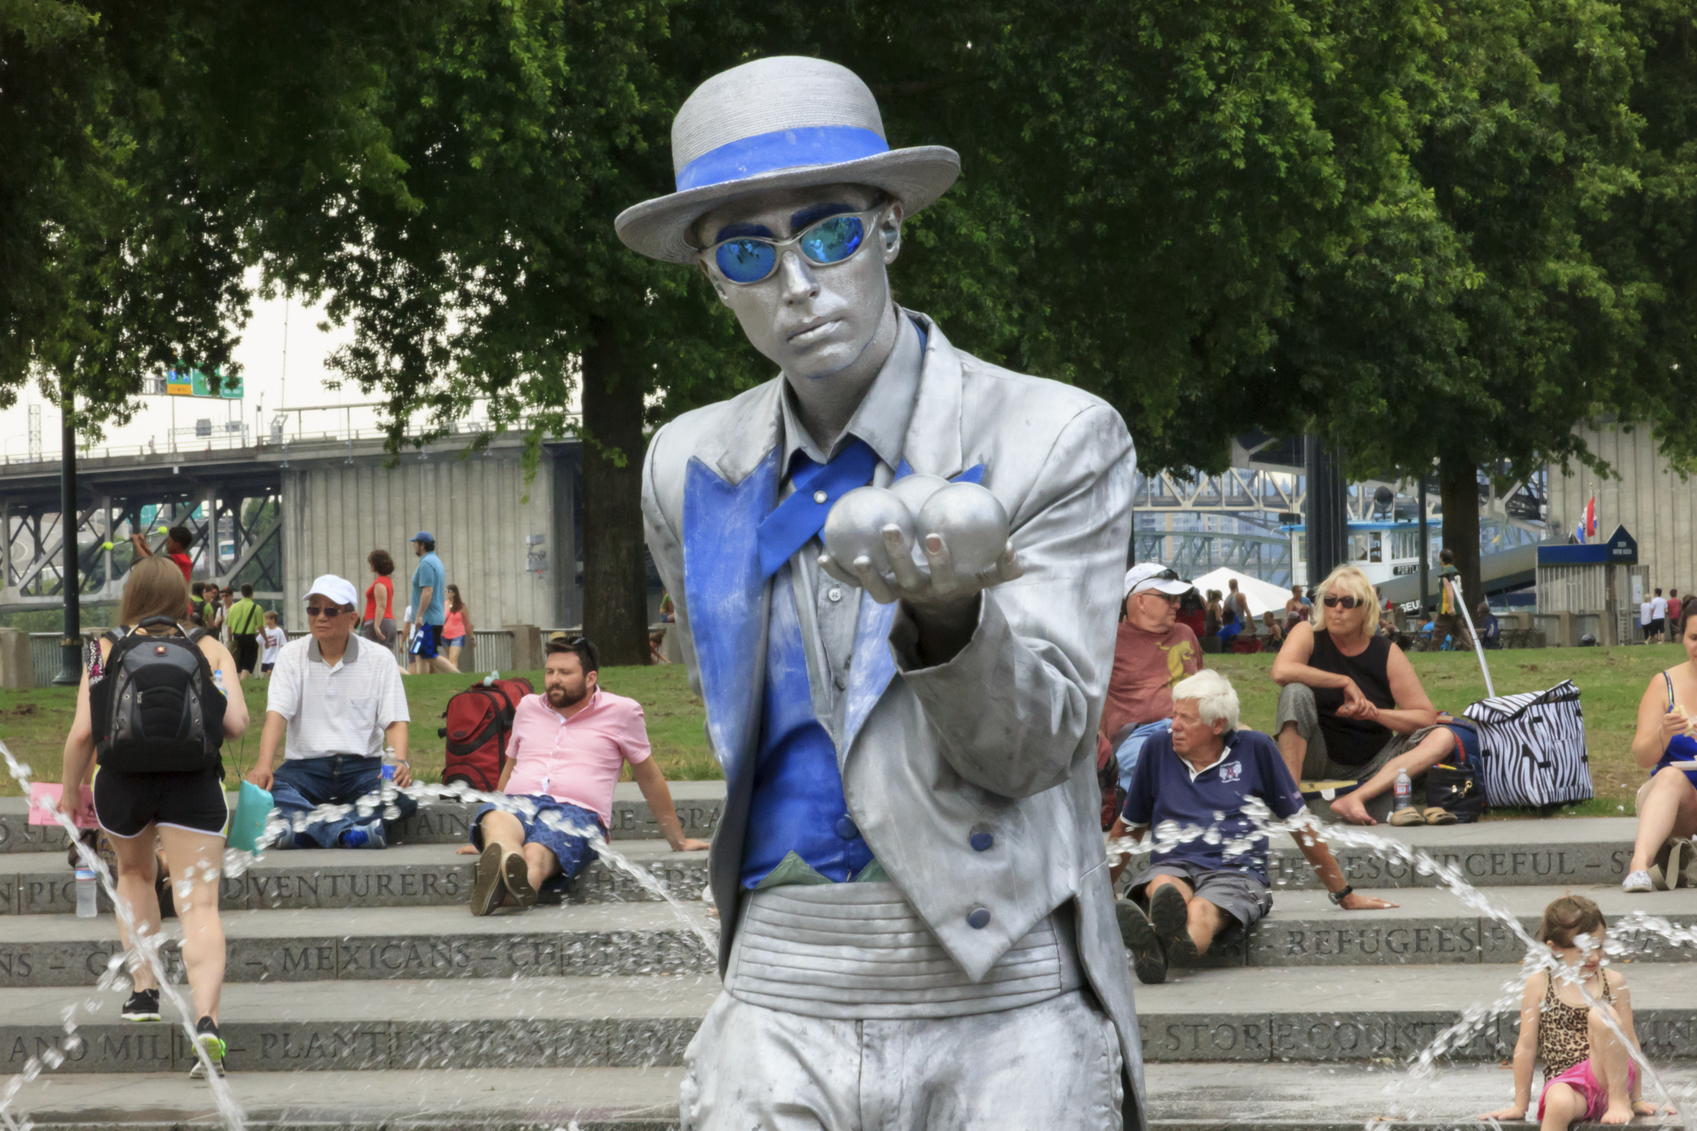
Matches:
[443,585,473,669]
[361,549,398,648]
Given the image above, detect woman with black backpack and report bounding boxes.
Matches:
[57,556,249,1077]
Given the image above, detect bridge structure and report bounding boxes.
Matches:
[1131,435,1551,588]
[0,407,587,633]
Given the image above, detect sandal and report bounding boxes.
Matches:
[1422,807,1459,826]
[1388,806,1426,827]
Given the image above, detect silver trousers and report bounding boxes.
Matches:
[679,987,1124,1131]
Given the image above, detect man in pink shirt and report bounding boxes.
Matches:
[467,637,710,915]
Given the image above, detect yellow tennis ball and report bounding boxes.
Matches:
[157,525,169,534]
[101,541,114,550]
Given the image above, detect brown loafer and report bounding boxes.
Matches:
[470,842,507,916]
[502,850,539,910]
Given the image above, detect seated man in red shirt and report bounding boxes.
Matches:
[131,525,195,586]
[1097,564,1205,823]
[465,637,710,914]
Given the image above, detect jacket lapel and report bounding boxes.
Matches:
[682,446,780,786]
[839,320,985,755]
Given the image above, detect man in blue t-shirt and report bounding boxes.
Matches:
[405,531,458,675]
[1107,670,1395,984]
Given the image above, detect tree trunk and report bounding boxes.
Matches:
[580,328,651,667]
[1437,454,1482,621]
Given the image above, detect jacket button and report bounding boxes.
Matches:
[814,490,829,504]
[970,831,994,852]
[967,906,991,929]
[834,814,859,840]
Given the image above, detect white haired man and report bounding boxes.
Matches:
[1108,670,1396,984]
[623,56,1141,1131]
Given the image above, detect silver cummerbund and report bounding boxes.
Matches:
[723,881,1082,1020]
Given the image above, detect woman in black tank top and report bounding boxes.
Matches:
[1271,565,1438,785]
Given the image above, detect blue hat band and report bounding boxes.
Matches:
[675,125,889,193]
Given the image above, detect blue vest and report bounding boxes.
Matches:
[740,567,873,888]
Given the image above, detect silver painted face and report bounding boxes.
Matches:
[692,185,903,384]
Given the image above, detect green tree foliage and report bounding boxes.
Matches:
[0,0,249,427]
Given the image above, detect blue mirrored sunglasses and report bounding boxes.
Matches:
[702,208,883,285]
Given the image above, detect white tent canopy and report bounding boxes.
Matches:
[1188,567,1294,621]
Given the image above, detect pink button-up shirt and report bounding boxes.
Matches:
[502,688,652,826]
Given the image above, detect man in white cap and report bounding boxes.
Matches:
[1098,565,1204,809]
[621,57,1142,1130]
[246,574,415,848]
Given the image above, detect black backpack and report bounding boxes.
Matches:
[90,617,225,774]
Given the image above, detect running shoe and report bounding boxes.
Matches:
[120,988,160,1022]
[1115,898,1167,985]
[188,1016,225,1078]
[1622,869,1655,894]
[1150,882,1199,966]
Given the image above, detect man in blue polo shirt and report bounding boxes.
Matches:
[1107,669,1396,984]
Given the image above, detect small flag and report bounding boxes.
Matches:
[1585,496,1597,538]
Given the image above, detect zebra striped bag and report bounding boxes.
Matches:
[1462,681,1593,808]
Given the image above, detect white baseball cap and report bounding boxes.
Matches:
[304,574,359,611]
[1124,563,1192,599]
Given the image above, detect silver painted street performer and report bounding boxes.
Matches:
[620,57,1142,1129]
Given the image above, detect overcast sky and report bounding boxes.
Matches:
[1,284,392,460]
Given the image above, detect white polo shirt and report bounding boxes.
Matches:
[266,633,410,760]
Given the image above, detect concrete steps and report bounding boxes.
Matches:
[0,841,711,914]
[9,962,1697,1075]
[0,780,727,854]
[19,1062,1695,1130]
[0,903,719,987]
[1,774,1687,1128]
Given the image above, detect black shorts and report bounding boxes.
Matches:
[93,764,228,839]
[235,634,260,672]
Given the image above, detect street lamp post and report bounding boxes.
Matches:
[51,402,82,685]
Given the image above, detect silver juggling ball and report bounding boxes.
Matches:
[916,481,1008,576]
[888,472,950,517]
[822,485,914,576]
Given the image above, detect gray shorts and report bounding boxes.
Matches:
[1269,672,1425,815]
[1129,861,1272,932]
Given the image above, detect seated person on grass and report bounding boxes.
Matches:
[1327,712,1480,826]
[1107,670,1394,985]
[461,637,710,914]
[1271,563,1438,823]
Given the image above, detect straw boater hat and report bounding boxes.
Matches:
[615,56,961,264]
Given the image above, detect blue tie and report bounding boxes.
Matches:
[757,439,880,578]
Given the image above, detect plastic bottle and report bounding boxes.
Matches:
[380,746,401,820]
[75,867,98,918]
[211,668,226,697]
[1393,768,1413,811]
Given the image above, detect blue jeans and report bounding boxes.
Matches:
[1113,720,1172,793]
[270,754,418,848]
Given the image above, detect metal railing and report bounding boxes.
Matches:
[1,399,579,467]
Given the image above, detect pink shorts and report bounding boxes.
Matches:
[1539,1058,1640,1122]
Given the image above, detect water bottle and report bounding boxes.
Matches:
[212,668,226,697]
[380,746,401,820]
[1393,768,1413,811]
[75,867,98,918]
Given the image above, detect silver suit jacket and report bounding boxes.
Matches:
[641,311,1145,1129]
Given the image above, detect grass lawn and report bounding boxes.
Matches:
[0,664,719,796]
[0,645,1683,815]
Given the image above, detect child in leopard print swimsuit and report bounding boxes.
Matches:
[1479,896,1671,1129]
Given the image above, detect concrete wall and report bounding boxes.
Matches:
[1548,424,1697,594]
[281,439,573,634]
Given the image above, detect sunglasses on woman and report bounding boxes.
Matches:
[700,208,884,286]
[1322,595,1362,609]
